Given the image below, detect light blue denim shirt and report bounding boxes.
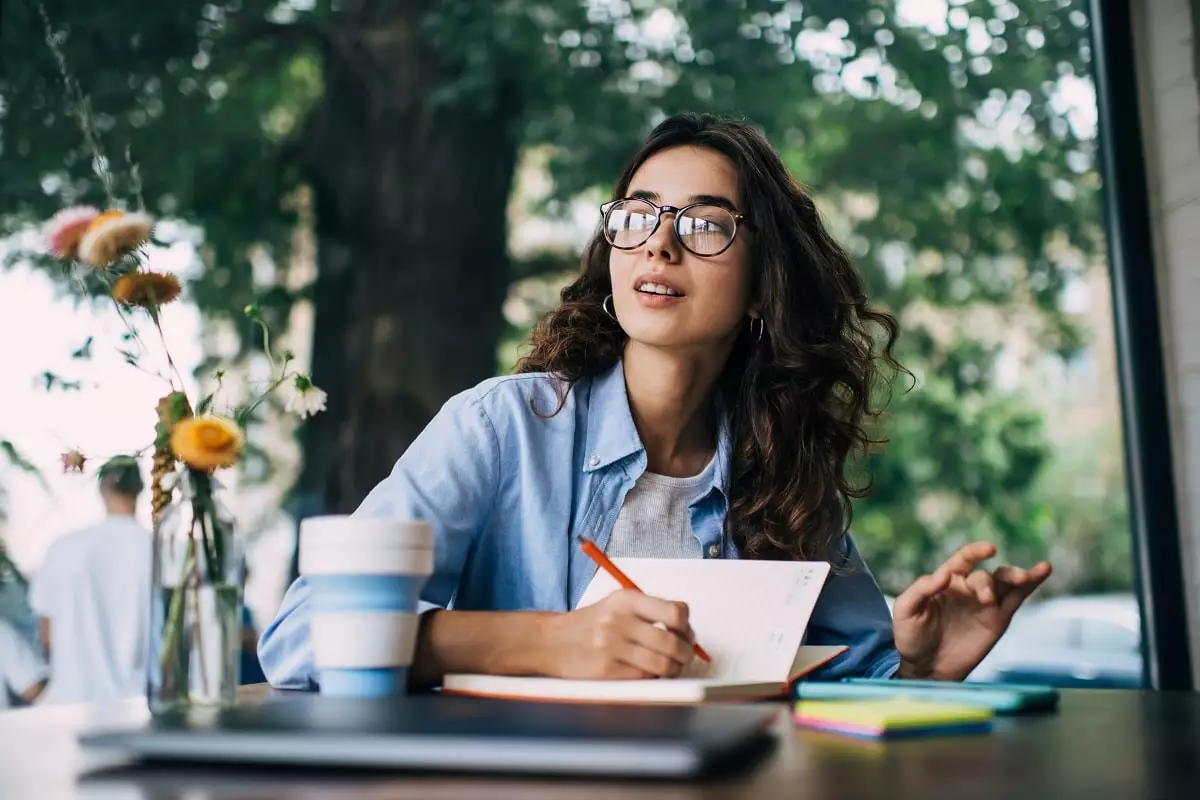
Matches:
[259,361,900,688]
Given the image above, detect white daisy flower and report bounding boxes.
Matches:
[285,374,327,419]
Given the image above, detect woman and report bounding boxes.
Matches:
[260,113,1051,688]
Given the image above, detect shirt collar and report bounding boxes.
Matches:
[583,359,731,502]
[583,360,642,472]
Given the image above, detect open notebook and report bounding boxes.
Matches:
[442,558,846,703]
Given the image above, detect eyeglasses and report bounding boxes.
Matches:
[600,197,748,257]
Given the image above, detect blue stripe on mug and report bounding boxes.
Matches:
[319,667,407,698]
[307,575,425,613]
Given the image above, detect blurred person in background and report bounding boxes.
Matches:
[0,615,47,711]
[0,540,39,648]
[0,540,46,710]
[239,562,266,685]
[30,456,152,704]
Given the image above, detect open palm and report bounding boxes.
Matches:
[892,541,1052,682]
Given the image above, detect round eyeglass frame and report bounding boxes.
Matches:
[600,197,749,257]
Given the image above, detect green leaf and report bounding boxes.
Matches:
[170,392,190,416]
[39,371,81,392]
[155,421,171,451]
[0,440,49,492]
[70,336,94,360]
[1,440,39,475]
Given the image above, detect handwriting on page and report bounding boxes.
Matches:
[576,558,831,684]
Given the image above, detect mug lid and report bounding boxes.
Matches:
[300,544,435,577]
[299,515,434,550]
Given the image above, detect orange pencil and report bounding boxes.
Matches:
[576,535,712,664]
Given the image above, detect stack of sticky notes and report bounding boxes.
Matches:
[793,698,993,739]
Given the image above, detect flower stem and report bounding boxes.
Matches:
[159,529,194,697]
[236,372,294,425]
[120,354,172,384]
[38,4,118,208]
[151,313,186,393]
[189,525,211,698]
[125,143,145,212]
[254,318,276,374]
[199,511,224,586]
[106,293,151,362]
[191,474,220,574]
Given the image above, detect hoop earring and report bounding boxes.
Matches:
[749,316,764,343]
[602,294,616,319]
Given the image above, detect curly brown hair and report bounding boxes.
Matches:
[516,113,906,562]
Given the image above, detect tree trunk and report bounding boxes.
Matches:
[294,2,521,520]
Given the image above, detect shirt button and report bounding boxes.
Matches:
[707,544,720,558]
[588,455,600,467]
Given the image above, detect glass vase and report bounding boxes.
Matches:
[148,468,243,712]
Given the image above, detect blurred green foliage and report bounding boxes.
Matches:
[0,0,1128,592]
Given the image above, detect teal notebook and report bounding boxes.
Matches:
[793,677,1059,714]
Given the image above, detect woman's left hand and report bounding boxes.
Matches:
[892,541,1052,682]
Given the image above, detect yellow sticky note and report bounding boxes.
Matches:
[793,698,993,738]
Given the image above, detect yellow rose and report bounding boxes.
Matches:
[169,416,244,471]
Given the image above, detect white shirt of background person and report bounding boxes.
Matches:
[29,457,153,705]
[0,616,47,710]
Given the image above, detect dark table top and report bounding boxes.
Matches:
[2,687,1199,799]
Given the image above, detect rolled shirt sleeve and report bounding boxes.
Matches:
[802,534,901,680]
[258,389,500,690]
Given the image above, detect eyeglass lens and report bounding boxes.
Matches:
[604,199,737,255]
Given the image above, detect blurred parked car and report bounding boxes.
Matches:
[967,593,1144,688]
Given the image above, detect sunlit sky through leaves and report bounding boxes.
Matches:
[0,0,1103,619]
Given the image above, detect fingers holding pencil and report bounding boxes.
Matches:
[576,535,712,664]
[549,589,695,679]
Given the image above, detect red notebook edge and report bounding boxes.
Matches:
[786,644,850,688]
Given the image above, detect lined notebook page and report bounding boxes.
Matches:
[575,558,831,683]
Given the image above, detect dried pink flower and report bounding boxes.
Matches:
[61,449,87,473]
[44,206,101,260]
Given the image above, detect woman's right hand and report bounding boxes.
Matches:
[542,589,696,679]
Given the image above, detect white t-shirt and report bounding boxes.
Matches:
[0,617,48,710]
[605,458,715,559]
[29,516,152,705]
